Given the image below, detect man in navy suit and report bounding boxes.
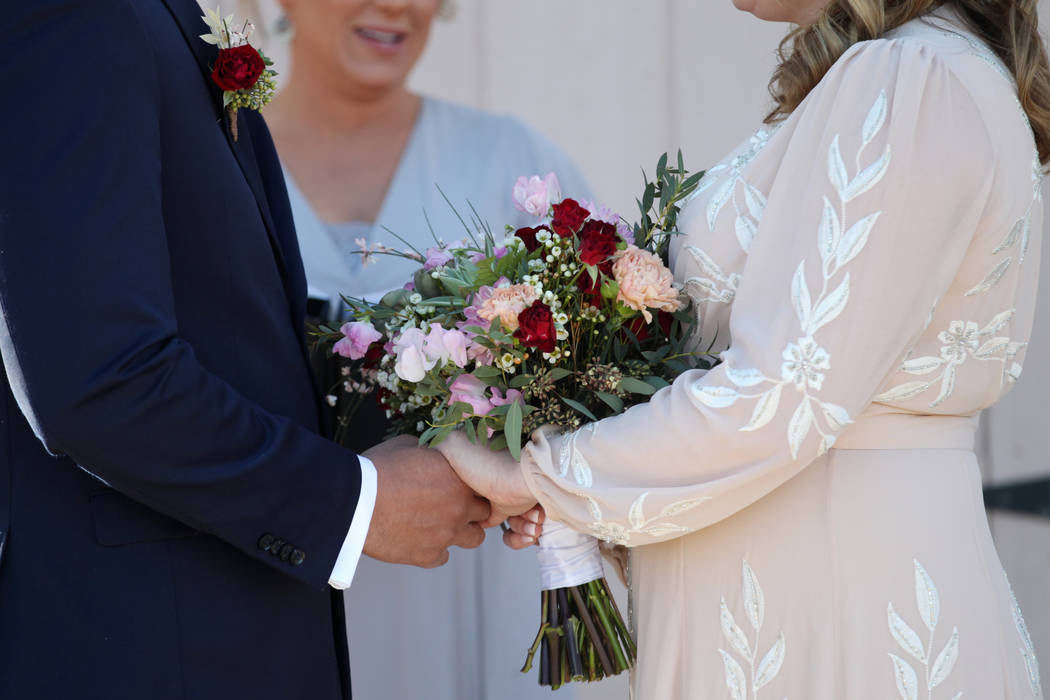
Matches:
[0,1,491,698]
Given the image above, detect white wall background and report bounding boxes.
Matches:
[246,0,1050,690]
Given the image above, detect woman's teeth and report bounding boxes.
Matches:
[355,28,405,45]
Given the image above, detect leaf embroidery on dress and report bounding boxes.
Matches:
[1005,573,1044,698]
[683,245,742,306]
[718,561,787,700]
[691,92,892,459]
[558,423,596,487]
[691,127,779,241]
[583,492,709,546]
[887,560,962,700]
[875,311,1026,406]
[564,422,712,545]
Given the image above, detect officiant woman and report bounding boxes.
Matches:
[259,0,592,698]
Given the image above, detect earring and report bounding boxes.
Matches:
[273,13,294,40]
[437,0,458,21]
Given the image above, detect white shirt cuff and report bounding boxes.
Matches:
[328,455,377,590]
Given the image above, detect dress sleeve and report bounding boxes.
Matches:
[520,39,998,546]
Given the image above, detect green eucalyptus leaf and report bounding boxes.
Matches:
[464,419,478,444]
[645,376,672,390]
[472,365,502,379]
[428,428,453,447]
[418,425,442,445]
[413,269,443,297]
[487,403,512,418]
[548,368,573,381]
[379,288,413,309]
[509,374,535,389]
[505,401,523,460]
[596,392,624,413]
[618,377,656,396]
[560,396,598,422]
[642,347,671,363]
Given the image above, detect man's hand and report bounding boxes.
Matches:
[362,437,491,568]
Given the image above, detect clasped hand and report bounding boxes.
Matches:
[361,435,543,569]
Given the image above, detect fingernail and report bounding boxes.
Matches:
[526,509,541,524]
[524,522,538,537]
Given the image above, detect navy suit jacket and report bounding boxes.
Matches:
[0,1,363,698]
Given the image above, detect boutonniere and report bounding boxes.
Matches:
[200,7,277,142]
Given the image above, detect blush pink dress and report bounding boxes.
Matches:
[520,9,1044,699]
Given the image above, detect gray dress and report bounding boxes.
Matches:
[283,96,595,700]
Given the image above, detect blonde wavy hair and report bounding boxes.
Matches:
[766,0,1050,164]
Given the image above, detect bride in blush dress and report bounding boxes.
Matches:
[439,0,1049,697]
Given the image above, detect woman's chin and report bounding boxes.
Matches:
[334,62,412,97]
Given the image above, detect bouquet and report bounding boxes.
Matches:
[312,153,708,688]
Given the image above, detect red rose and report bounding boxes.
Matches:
[578,220,620,266]
[362,342,385,369]
[212,45,265,92]
[658,310,675,338]
[513,301,557,354]
[515,225,550,253]
[550,199,590,238]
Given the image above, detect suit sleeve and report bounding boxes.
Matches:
[0,0,363,589]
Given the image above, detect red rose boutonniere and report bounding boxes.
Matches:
[200,7,277,141]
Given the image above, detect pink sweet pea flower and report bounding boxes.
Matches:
[489,387,524,407]
[423,246,454,271]
[333,321,383,361]
[423,324,470,368]
[392,328,436,382]
[512,172,562,217]
[467,340,494,367]
[448,374,493,416]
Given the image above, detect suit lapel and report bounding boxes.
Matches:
[157,0,291,288]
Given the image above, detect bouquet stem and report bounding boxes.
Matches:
[524,521,634,688]
[523,580,634,687]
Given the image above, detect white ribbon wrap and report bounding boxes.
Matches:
[536,520,605,590]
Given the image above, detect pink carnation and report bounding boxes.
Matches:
[612,245,682,323]
[333,321,383,361]
[477,284,539,332]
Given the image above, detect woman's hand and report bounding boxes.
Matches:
[505,506,545,550]
[434,431,538,529]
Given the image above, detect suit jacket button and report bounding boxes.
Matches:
[279,544,293,562]
[290,549,306,567]
[269,539,286,556]
[257,533,275,552]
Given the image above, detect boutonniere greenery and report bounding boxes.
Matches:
[200,7,277,141]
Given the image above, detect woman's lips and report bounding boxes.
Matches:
[354,26,408,53]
